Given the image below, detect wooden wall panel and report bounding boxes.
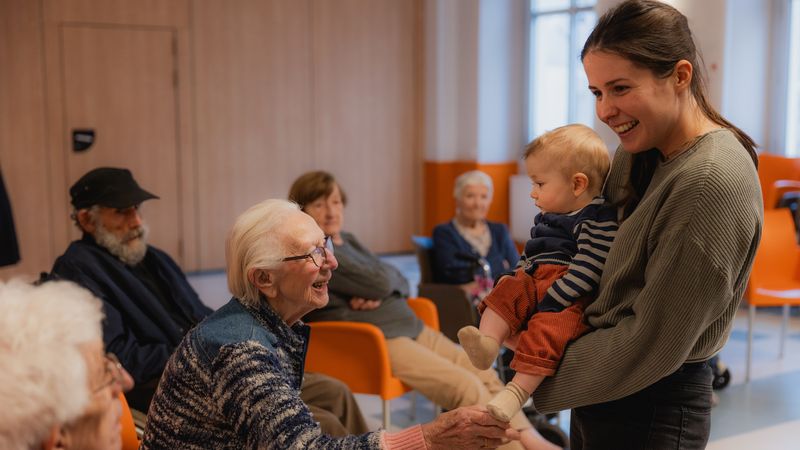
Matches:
[313,0,422,253]
[59,25,183,261]
[0,0,52,280]
[192,0,315,269]
[0,0,423,275]
[40,0,196,269]
[43,0,188,27]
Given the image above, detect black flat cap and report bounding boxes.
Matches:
[70,167,159,210]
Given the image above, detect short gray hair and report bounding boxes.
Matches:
[70,204,101,231]
[0,280,104,450]
[226,199,301,307]
[453,170,494,200]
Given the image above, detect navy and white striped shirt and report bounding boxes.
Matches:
[518,196,618,312]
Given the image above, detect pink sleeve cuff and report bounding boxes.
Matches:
[381,424,428,450]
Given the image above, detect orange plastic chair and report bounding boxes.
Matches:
[305,297,439,429]
[744,208,800,382]
[757,153,800,209]
[407,296,440,331]
[119,393,139,450]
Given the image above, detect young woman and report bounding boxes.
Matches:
[527,1,762,449]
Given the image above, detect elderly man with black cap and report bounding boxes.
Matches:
[51,167,213,418]
[51,168,370,437]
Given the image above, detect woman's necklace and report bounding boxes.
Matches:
[663,133,704,162]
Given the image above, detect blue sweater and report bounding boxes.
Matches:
[431,221,519,284]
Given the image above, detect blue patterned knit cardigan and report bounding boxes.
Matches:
[141,297,381,449]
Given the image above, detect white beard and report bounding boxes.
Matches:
[95,222,149,266]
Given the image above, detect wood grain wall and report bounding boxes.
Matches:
[0,0,422,276]
[0,0,52,280]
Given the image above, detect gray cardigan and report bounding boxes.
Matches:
[303,232,423,339]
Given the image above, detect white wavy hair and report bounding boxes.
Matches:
[0,279,103,450]
[453,170,494,200]
[226,199,302,307]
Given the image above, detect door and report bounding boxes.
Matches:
[59,25,183,262]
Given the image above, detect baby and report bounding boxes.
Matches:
[459,124,618,421]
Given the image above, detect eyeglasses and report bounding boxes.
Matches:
[281,235,334,268]
[92,353,124,394]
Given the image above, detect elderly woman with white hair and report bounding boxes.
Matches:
[432,170,519,288]
[141,199,519,449]
[0,280,133,450]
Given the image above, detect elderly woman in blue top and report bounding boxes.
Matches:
[142,199,518,450]
[432,170,519,289]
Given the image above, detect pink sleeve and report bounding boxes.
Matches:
[381,424,428,449]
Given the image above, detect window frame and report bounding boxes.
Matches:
[527,0,597,141]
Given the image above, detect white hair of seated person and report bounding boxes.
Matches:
[0,280,104,450]
[453,170,494,201]
[226,199,303,308]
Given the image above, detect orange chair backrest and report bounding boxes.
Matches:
[119,393,139,450]
[747,208,800,304]
[757,153,800,208]
[305,321,406,398]
[407,297,440,331]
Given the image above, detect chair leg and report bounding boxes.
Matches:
[409,391,417,421]
[746,304,755,383]
[383,399,391,430]
[780,304,789,359]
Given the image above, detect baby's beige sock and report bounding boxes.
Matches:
[457,325,500,370]
[486,381,530,422]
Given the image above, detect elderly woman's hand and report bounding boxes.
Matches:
[349,297,382,310]
[420,405,520,449]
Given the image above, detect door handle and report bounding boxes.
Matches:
[72,129,95,152]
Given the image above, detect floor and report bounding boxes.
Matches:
[188,253,800,449]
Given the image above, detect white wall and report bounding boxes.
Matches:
[425,0,479,162]
[722,0,771,148]
[673,0,728,108]
[424,0,527,163]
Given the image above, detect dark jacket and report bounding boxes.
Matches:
[431,221,519,284]
[0,170,19,267]
[51,235,212,411]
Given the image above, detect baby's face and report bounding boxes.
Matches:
[524,153,577,214]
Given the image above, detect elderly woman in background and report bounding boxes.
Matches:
[432,170,519,291]
[289,172,557,450]
[142,199,517,449]
[0,280,134,450]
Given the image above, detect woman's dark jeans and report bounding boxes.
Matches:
[570,361,713,450]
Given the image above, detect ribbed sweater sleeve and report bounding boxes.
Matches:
[532,130,763,413]
[382,425,427,449]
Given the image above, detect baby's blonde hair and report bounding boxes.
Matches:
[524,124,610,196]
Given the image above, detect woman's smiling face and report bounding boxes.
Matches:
[584,50,684,155]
